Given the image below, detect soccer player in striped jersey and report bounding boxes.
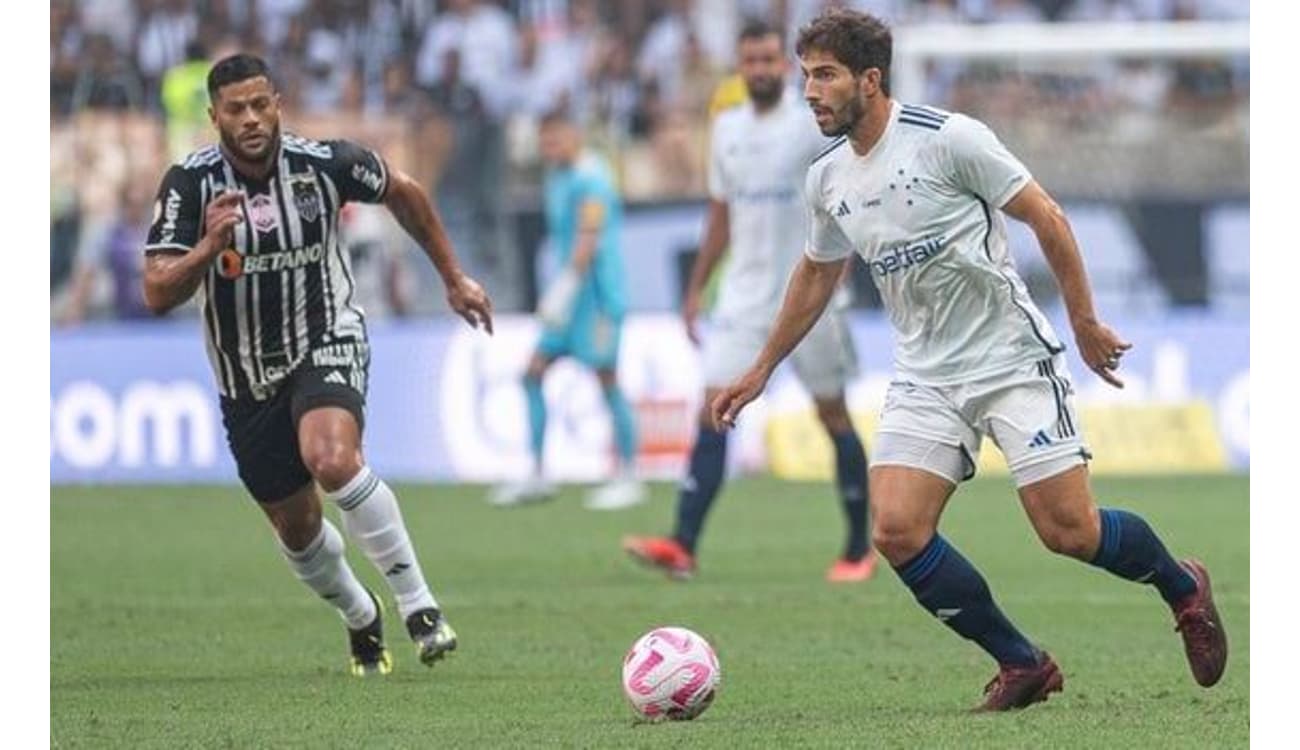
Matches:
[142,54,494,676]
[622,19,876,583]
[711,10,1227,711]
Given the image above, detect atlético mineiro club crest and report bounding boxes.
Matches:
[292,180,321,223]
[248,193,278,234]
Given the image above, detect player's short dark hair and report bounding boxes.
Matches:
[539,103,577,129]
[207,53,274,102]
[738,17,781,46]
[795,8,892,95]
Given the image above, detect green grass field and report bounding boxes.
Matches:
[52,475,1248,748]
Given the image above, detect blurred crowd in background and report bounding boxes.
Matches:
[51,0,1249,325]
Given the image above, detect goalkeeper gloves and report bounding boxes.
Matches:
[538,267,581,328]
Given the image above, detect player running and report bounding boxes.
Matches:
[622,19,875,582]
[142,54,493,676]
[711,10,1227,711]
[488,110,645,511]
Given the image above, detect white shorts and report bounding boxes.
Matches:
[872,354,1091,488]
[703,308,858,399]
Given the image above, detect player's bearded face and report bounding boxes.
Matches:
[738,35,786,108]
[801,53,867,137]
[211,77,282,165]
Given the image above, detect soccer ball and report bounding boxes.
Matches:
[621,626,721,721]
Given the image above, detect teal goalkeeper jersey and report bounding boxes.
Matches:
[543,151,627,318]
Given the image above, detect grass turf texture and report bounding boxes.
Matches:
[52,476,1248,748]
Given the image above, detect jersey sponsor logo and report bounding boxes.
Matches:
[291,180,321,222]
[351,163,383,193]
[215,243,326,279]
[732,186,798,204]
[217,248,243,279]
[159,188,182,243]
[248,193,279,234]
[867,234,947,277]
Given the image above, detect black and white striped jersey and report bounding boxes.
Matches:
[144,133,390,401]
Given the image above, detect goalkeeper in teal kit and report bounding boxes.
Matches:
[488,110,644,510]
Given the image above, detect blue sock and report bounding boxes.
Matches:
[895,535,1040,668]
[524,375,546,472]
[1090,508,1197,605]
[672,425,728,555]
[602,384,638,468]
[830,429,870,561]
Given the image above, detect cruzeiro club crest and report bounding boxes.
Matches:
[291,179,322,223]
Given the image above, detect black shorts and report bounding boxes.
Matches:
[220,342,369,504]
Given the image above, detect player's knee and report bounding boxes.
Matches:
[303,444,362,492]
[1036,512,1101,560]
[871,518,930,565]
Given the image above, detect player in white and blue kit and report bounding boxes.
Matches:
[711,9,1227,711]
[623,19,875,583]
[490,109,643,511]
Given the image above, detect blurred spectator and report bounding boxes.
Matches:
[79,0,137,52]
[254,0,309,49]
[339,203,416,319]
[415,0,518,119]
[297,2,361,114]
[56,181,156,325]
[160,41,211,161]
[417,0,523,309]
[136,0,198,107]
[47,0,1251,321]
[71,33,144,111]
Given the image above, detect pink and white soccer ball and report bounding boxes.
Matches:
[621,626,721,721]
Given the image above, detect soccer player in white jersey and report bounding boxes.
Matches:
[711,10,1227,711]
[623,19,876,583]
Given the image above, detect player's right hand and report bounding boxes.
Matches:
[204,190,245,246]
[446,273,494,334]
[682,291,702,346]
[711,366,769,431]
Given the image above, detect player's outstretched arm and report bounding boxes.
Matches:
[1003,180,1131,387]
[142,191,244,314]
[681,199,730,345]
[383,168,493,334]
[712,254,847,428]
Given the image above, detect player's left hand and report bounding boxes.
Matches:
[446,273,494,334]
[1073,318,1131,389]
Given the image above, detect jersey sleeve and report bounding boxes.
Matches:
[706,117,730,201]
[144,165,203,253]
[321,139,391,204]
[943,114,1032,208]
[803,167,855,262]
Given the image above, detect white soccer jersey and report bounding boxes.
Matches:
[708,90,831,322]
[804,101,1064,385]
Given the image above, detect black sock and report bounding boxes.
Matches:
[671,425,728,555]
[830,429,869,560]
[895,535,1040,667]
[1089,508,1197,605]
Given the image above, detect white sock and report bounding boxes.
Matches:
[328,466,439,619]
[279,519,376,630]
